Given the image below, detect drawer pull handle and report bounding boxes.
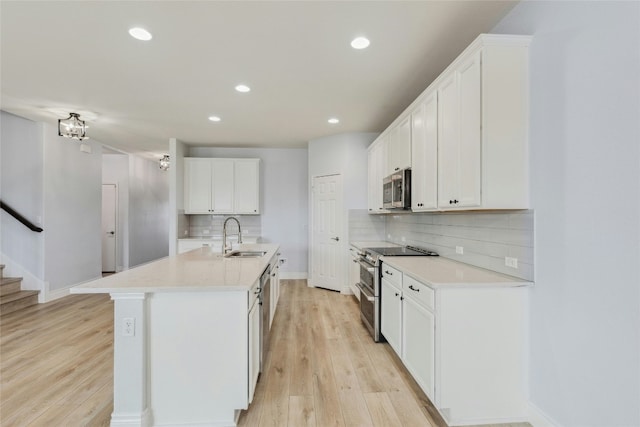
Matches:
[395,292,399,297]
[385,270,393,275]
[408,285,420,292]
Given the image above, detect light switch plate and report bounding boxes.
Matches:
[505,257,519,269]
[456,246,464,255]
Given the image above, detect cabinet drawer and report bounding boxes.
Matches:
[403,274,434,311]
[381,263,402,287]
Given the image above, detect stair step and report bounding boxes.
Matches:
[1,290,39,316]
[0,277,22,296]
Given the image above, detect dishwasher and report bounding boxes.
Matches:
[259,265,271,372]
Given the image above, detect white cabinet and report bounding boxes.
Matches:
[402,275,435,400]
[367,34,530,213]
[234,159,260,214]
[437,51,481,209]
[348,246,361,300]
[411,92,438,211]
[211,159,235,214]
[379,261,528,426]
[380,278,402,355]
[248,281,260,403]
[269,253,281,328]
[367,137,388,214]
[387,116,411,174]
[436,36,530,210]
[184,158,260,215]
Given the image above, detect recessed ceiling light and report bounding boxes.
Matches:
[328,118,340,124]
[129,27,152,41]
[208,116,221,122]
[235,84,251,93]
[351,37,370,49]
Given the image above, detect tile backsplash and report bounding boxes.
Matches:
[187,215,262,238]
[349,209,534,281]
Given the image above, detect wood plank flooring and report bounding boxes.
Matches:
[0,280,524,427]
[238,280,441,427]
[0,293,113,426]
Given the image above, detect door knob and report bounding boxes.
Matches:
[331,237,340,241]
[107,231,115,235]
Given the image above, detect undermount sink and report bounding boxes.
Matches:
[224,250,267,258]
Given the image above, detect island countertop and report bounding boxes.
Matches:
[71,243,280,294]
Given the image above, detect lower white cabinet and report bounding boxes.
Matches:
[379,263,528,426]
[348,246,361,299]
[248,283,260,403]
[269,254,281,328]
[380,278,403,355]
[402,286,435,400]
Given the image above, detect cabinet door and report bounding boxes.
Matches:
[411,93,438,211]
[248,300,260,403]
[437,74,459,209]
[349,252,361,299]
[269,262,279,328]
[388,116,411,173]
[456,51,482,208]
[234,159,260,214]
[184,158,213,214]
[368,138,387,213]
[211,159,234,214]
[381,279,402,356]
[402,295,435,400]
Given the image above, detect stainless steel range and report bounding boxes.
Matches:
[355,245,438,342]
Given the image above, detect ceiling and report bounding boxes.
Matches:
[0,1,517,158]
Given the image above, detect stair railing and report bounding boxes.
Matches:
[0,200,43,232]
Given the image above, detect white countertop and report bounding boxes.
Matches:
[178,235,260,241]
[350,241,400,250]
[71,243,279,294]
[380,256,532,289]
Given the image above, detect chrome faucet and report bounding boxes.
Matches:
[222,217,242,254]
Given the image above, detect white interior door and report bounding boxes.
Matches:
[102,184,117,273]
[311,174,343,292]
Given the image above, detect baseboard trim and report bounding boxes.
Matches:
[44,274,102,303]
[110,408,152,426]
[529,401,562,427]
[280,272,307,280]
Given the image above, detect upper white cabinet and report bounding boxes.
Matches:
[368,34,531,213]
[367,135,388,214]
[387,116,411,174]
[411,92,438,211]
[184,158,260,215]
[234,159,260,214]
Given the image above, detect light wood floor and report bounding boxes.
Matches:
[0,280,454,426]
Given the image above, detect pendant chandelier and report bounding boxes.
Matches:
[58,113,88,141]
[159,155,170,171]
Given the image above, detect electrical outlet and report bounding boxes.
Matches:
[280,258,287,265]
[243,229,249,234]
[505,257,519,269]
[387,234,391,239]
[456,246,464,255]
[123,317,135,337]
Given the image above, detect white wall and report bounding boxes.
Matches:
[188,146,308,275]
[307,132,378,286]
[0,111,44,280]
[128,155,170,267]
[103,153,130,271]
[43,123,103,292]
[493,2,640,426]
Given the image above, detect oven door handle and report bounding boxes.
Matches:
[356,282,375,302]
[356,259,375,273]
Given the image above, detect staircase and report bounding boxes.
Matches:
[0,264,39,316]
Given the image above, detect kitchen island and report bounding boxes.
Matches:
[71,243,280,427]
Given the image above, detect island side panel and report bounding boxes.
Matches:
[148,291,249,425]
[111,292,152,427]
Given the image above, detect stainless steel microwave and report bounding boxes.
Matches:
[383,168,411,209]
